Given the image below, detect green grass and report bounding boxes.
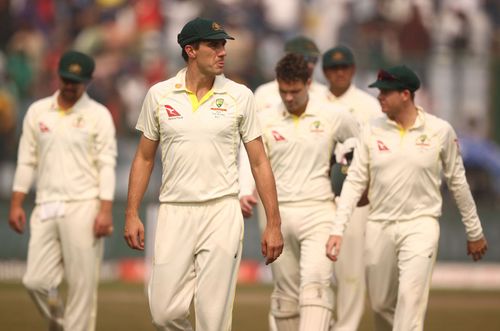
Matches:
[1,281,499,330]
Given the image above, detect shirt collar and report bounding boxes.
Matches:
[173,68,227,94]
[384,106,426,130]
[51,91,90,113]
[327,83,355,102]
[279,98,319,119]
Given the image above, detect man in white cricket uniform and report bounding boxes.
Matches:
[8,51,117,331]
[252,36,329,114]
[243,53,359,330]
[123,17,283,331]
[322,45,381,331]
[326,65,488,331]
[238,37,330,331]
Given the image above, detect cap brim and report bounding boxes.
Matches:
[368,80,404,90]
[203,31,235,41]
[323,60,354,68]
[59,71,89,83]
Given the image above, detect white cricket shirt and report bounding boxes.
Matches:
[332,108,484,241]
[13,92,117,203]
[326,84,381,125]
[261,98,359,202]
[136,68,261,203]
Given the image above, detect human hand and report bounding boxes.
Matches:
[124,212,145,250]
[94,210,113,238]
[8,206,26,234]
[261,224,283,265]
[467,236,488,261]
[240,195,258,218]
[326,235,343,262]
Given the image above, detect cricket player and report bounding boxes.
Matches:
[250,36,329,115]
[322,45,381,331]
[242,53,359,330]
[238,36,329,331]
[123,17,283,331]
[8,50,117,331]
[326,65,488,331]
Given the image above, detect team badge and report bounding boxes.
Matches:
[332,52,344,61]
[309,120,324,133]
[68,63,82,74]
[212,22,223,31]
[415,134,430,147]
[216,98,224,108]
[73,116,85,128]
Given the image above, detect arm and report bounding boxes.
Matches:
[9,107,37,234]
[93,109,117,238]
[124,135,159,250]
[9,192,27,234]
[327,127,371,261]
[441,125,487,261]
[238,142,257,217]
[244,137,283,264]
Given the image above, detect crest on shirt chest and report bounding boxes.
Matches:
[309,120,324,133]
[72,115,85,128]
[415,133,432,150]
[210,98,227,118]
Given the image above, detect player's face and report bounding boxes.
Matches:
[278,79,311,116]
[377,89,405,119]
[193,40,227,76]
[323,65,355,91]
[58,77,86,104]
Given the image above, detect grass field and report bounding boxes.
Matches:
[1,281,500,330]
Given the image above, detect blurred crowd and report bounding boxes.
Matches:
[0,0,499,164]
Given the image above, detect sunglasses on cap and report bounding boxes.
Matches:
[376,70,400,82]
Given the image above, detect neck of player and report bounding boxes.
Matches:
[185,66,215,100]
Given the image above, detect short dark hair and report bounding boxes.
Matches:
[181,41,201,62]
[275,53,310,84]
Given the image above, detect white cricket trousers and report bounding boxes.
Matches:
[365,217,440,331]
[149,197,243,331]
[23,199,103,331]
[270,200,335,331]
[333,205,369,331]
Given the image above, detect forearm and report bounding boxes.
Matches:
[12,164,35,194]
[126,156,154,217]
[252,159,280,227]
[10,191,27,209]
[99,165,116,201]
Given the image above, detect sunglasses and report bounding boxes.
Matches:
[376,70,400,82]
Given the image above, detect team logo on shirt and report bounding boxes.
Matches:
[165,105,182,119]
[309,120,324,133]
[39,122,50,133]
[210,98,227,112]
[376,140,390,151]
[73,116,85,128]
[415,134,430,147]
[271,130,286,142]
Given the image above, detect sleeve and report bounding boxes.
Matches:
[334,108,360,143]
[441,124,483,241]
[239,88,262,143]
[330,125,371,236]
[95,107,117,201]
[238,142,255,197]
[12,107,38,193]
[136,87,160,141]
